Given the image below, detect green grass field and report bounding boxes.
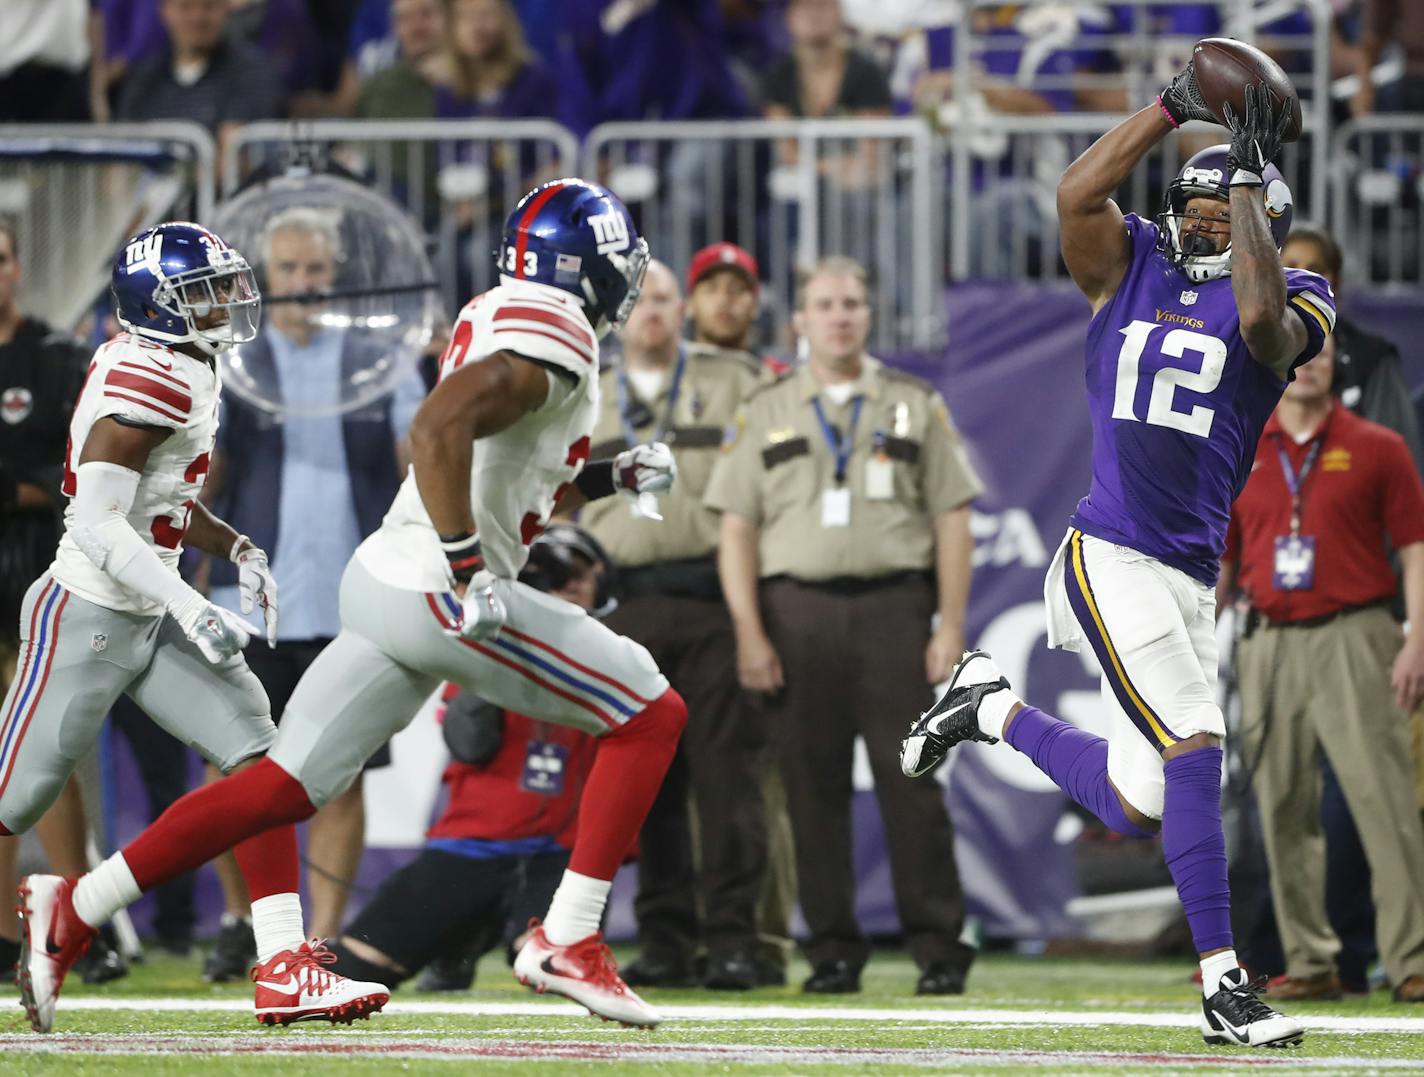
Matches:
[4,948,1422,1074]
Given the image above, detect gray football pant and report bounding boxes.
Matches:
[0,573,274,834]
[268,557,668,809]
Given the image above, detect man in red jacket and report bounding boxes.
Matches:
[326,524,610,989]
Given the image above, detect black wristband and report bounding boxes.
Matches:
[439,529,485,583]
[573,460,617,501]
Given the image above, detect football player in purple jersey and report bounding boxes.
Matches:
[900,67,1336,1048]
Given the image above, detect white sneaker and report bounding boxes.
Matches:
[252,940,389,1026]
[514,920,661,1028]
[900,650,1014,778]
[17,874,97,1033]
[1201,968,1305,1048]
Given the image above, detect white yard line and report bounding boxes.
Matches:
[45,998,1424,1034]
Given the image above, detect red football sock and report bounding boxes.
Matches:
[568,687,686,880]
[122,757,316,892]
[233,823,300,901]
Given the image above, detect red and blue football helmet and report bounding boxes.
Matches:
[496,179,649,338]
[111,221,260,355]
[1157,145,1293,283]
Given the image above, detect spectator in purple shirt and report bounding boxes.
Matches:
[556,0,749,137]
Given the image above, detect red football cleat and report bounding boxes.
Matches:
[252,939,389,1026]
[513,920,661,1027]
[16,874,97,1033]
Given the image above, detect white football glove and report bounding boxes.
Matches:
[233,540,279,647]
[613,441,677,520]
[447,570,508,642]
[170,598,260,665]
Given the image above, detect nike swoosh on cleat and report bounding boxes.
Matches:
[540,955,574,979]
[255,976,300,993]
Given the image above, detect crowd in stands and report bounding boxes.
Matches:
[1,1,1418,133]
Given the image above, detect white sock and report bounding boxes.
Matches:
[542,870,611,945]
[1200,949,1240,996]
[978,688,1022,741]
[251,892,306,964]
[71,853,140,929]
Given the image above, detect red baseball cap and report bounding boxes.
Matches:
[686,242,760,295]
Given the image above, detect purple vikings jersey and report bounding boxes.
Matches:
[1069,214,1336,585]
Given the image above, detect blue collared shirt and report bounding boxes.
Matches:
[211,325,425,640]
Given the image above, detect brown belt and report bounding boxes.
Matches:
[763,571,931,597]
[1253,598,1394,631]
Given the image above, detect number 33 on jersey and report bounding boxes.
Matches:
[51,334,220,615]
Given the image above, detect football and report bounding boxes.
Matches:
[1192,37,1303,143]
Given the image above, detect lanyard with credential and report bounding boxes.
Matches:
[810,394,864,485]
[1275,436,1322,538]
[617,344,688,447]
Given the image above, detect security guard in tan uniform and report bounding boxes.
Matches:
[579,260,768,990]
[683,241,798,987]
[705,256,981,996]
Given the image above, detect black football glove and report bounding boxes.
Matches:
[1223,82,1294,187]
[1159,60,1217,127]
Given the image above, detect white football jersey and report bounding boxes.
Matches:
[50,334,221,614]
[357,278,599,591]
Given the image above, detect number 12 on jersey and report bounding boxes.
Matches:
[1111,320,1227,439]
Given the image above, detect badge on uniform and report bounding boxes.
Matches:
[866,434,894,500]
[1273,535,1316,591]
[520,740,568,796]
[821,486,851,527]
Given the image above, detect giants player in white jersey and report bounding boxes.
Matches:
[27,181,688,1028]
[8,222,390,1032]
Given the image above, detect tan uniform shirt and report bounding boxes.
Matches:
[704,356,983,580]
[581,345,765,567]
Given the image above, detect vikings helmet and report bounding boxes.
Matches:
[112,222,260,355]
[1157,145,1294,284]
[495,179,649,338]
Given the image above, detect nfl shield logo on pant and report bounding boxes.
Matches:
[91,633,108,653]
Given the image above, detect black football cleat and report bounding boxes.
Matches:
[900,650,1010,778]
[1201,968,1305,1048]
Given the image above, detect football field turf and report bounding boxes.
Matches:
[5,950,1422,1074]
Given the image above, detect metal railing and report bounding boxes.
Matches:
[223,119,580,319]
[0,122,215,332]
[583,117,944,352]
[1330,115,1424,286]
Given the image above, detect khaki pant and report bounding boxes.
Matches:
[1237,606,1424,984]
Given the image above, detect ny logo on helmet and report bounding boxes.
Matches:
[124,235,164,276]
[588,211,630,255]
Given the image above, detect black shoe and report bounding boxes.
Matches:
[416,949,477,992]
[900,650,1010,777]
[77,925,129,985]
[803,959,860,994]
[915,961,967,995]
[154,931,194,958]
[703,948,757,991]
[203,915,256,983]
[753,956,787,987]
[1200,968,1305,1048]
[620,951,698,988]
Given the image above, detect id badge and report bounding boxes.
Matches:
[864,454,894,500]
[1272,535,1316,591]
[519,741,568,796]
[821,486,851,527]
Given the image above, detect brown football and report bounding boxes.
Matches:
[1191,37,1302,143]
